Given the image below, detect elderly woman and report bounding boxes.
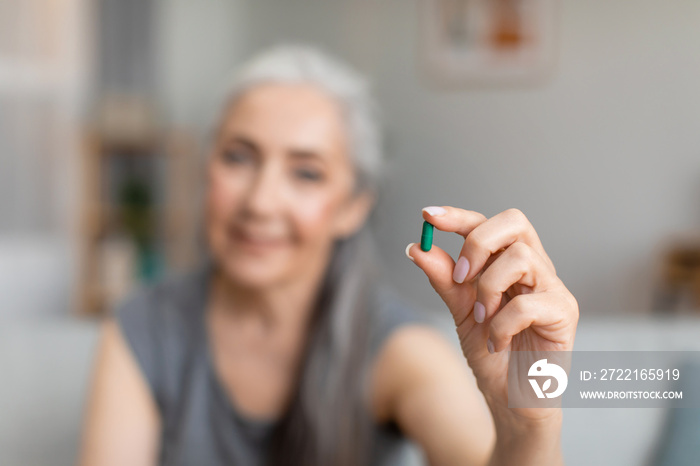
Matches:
[79,45,579,466]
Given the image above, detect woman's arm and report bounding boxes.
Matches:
[487,406,563,466]
[78,319,161,466]
[371,324,495,466]
[372,325,563,466]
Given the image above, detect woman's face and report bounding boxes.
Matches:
[206,83,373,289]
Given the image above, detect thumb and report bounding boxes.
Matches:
[405,242,477,327]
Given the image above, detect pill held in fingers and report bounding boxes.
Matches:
[421,221,434,252]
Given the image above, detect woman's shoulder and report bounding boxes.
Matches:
[368,288,465,423]
[110,262,211,405]
[113,262,210,330]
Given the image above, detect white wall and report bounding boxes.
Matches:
[156,0,700,316]
[155,0,250,130]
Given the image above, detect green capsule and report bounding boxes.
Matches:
[420,220,434,252]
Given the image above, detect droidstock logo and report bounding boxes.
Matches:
[528,359,568,399]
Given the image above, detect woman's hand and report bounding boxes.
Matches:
[405,206,579,427]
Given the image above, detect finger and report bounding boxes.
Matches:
[482,247,506,270]
[487,291,572,353]
[421,205,488,238]
[474,241,558,323]
[405,242,476,328]
[454,208,555,284]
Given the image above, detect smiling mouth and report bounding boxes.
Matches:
[229,227,288,250]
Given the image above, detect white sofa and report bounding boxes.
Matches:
[3,313,700,466]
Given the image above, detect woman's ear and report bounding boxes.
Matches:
[333,189,376,240]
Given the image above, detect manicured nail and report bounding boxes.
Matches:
[422,206,447,216]
[487,338,495,354]
[473,301,485,323]
[405,243,415,262]
[452,256,470,283]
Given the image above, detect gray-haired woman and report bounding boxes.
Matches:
[79,44,579,466]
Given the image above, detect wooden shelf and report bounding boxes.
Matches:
[76,128,200,316]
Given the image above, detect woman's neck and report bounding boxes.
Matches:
[209,263,326,337]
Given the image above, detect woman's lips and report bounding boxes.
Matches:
[230,228,288,252]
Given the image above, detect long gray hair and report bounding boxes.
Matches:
[214,45,386,465]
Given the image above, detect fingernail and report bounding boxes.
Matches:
[473,301,485,323]
[405,243,415,262]
[452,256,470,283]
[422,206,447,216]
[487,338,495,354]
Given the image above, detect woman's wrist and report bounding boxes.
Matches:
[487,403,564,466]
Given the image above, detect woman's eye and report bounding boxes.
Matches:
[222,149,252,165]
[294,168,324,182]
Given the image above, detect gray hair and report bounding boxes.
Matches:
[217,44,384,194]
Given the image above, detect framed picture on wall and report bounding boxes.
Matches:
[419,0,559,86]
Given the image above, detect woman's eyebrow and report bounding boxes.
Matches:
[225,136,260,153]
[288,149,326,162]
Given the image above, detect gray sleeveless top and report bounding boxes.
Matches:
[114,261,435,466]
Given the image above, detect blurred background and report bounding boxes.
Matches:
[2,0,700,465]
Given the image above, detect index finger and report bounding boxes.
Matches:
[422,205,555,283]
[421,206,488,237]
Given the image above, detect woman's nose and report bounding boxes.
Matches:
[242,165,283,218]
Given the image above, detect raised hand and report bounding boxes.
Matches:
[406,206,579,422]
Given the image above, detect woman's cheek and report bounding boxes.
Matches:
[205,193,227,254]
[205,177,238,249]
[293,197,341,244]
[209,171,244,218]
